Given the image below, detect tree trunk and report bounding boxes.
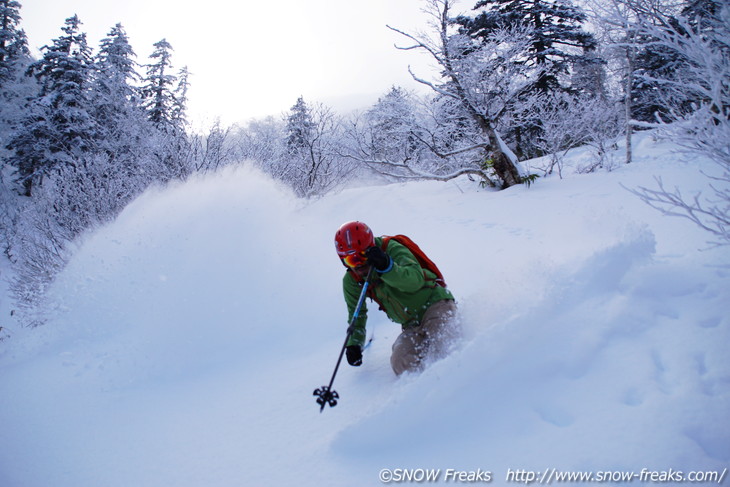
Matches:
[624,37,635,165]
[488,145,522,189]
[474,111,523,188]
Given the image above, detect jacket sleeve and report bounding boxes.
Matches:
[343,271,368,348]
[377,240,426,293]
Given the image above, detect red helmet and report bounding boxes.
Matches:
[335,221,375,268]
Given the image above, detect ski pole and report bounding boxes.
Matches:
[314,266,374,413]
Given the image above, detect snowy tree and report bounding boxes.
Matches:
[189,119,237,173]
[91,23,161,214]
[0,0,33,176]
[234,116,285,167]
[4,105,50,196]
[629,2,708,124]
[586,0,686,164]
[628,2,730,246]
[141,39,191,181]
[0,0,29,85]
[171,65,189,128]
[424,91,481,158]
[94,24,141,138]
[286,96,315,156]
[365,86,421,163]
[281,97,349,197]
[521,91,623,177]
[456,0,598,158]
[28,14,97,148]
[586,0,645,164]
[6,14,97,196]
[339,86,431,182]
[388,0,532,188]
[142,38,178,131]
[458,0,597,92]
[571,46,609,98]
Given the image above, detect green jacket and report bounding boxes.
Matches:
[343,237,454,348]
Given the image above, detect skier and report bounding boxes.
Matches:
[334,221,460,376]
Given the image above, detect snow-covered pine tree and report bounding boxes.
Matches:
[141,39,191,181]
[171,65,189,129]
[90,23,158,211]
[284,96,321,196]
[457,0,597,158]
[0,0,33,165]
[165,64,192,179]
[30,14,97,153]
[283,96,347,197]
[286,96,314,157]
[630,4,705,125]
[7,14,97,197]
[0,0,29,85]
[364,86,420,165]
[94,23,141,140]
[142,38,177,131]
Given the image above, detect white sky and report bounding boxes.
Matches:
[21,0,443,128]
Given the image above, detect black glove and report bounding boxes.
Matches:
[365,246,391,272]
[345,345,363,366]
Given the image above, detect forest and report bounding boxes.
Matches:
[0,0,728,324]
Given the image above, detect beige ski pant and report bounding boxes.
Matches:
[390,299,460,376]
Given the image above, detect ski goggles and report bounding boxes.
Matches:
[340,250,367,269]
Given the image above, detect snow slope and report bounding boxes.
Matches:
[0,132,728,486]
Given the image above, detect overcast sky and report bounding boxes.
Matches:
[20,0,443,127]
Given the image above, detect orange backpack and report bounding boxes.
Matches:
[372,234,447,287]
